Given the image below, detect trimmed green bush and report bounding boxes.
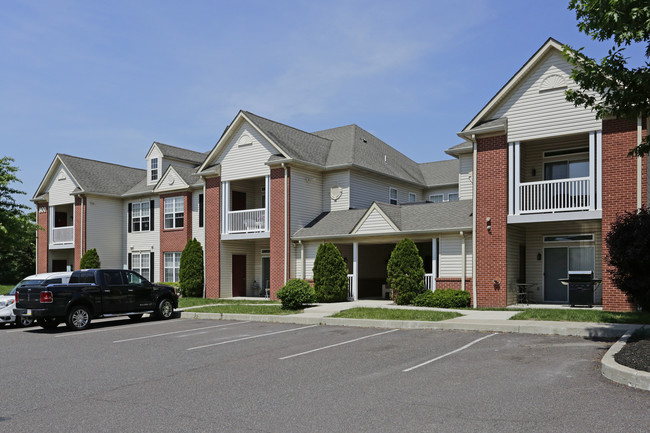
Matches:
[413,289,471,309]
[80,248,101,269]
[277,279,316,310]
[387,238,425,305]
[313,242,348,303]
[179,238,204,297]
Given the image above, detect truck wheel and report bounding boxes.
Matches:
[66,306,91,331]
[16,316,34,328]
[154,298,174,320]
[38,317,60,329]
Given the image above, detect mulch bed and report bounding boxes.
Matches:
[614,331,650,373]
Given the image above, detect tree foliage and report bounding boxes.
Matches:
[179,238,204,297]
[80,248,101,269]
[313,242,348,303]
[277,279,316,310]
[387,238,425,305]
[605,208,650,310]
[0,157,38,283]
[563,0,650,155]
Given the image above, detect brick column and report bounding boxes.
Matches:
[601,118,647,311]
[475,135,509,307]
[270,166,290,299]
[159,192,193,282]
[36,202,48,273]
[204,177,221,298]
[74,196,86,270]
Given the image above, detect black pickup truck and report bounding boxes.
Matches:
[14,269,178,331]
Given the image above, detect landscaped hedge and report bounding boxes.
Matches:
[313,242,348,303]
[412,289,471,308]
[277,279,316,310]
[387,238,425,305]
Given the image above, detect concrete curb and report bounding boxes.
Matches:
[601,330,650,391]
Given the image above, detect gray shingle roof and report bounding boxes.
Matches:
[53,154,145,196]
[154,142,209,164]
[419,159,459,186]
[171,165,201,186]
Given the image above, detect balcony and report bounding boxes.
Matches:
[221,176,270,238]
[49,204,75,248]
[519,177,591,214]
[226,208,267,233]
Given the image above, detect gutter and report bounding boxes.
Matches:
[292,225,474,242]
[282,163,288,284]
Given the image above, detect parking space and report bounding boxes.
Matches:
[3,318,650,432]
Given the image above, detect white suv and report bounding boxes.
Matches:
[1,272,72,327]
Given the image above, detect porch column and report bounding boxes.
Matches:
[460,231,466,291]
[264,175,270,231]
[352,242,359,301]
[221,181,230,233]
[589,131,596,211]
[49,206,54,247]
[508,142,514,215]
[431,237,438,292]
[596,130,603,210]
[513,141,521,215]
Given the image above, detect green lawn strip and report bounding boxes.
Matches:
[178,297,279,308]
[510,309,650,324]
[0,285,15,295]
[188,304,301,315]
[330,307,461,321]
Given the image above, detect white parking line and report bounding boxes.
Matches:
[113,321,250,343]
[403,333,498,372]
[187,324,318,351]
[54,319,188,338]
[279,329,399,360]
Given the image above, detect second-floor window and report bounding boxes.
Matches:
[429,194,444,203]
[544,159,589,180]
[151,158,159,182]
[164,196,184,229]
[389,187,398,205]
[132,202,150,232]
[408,192,417,202]
[448,193,459,202]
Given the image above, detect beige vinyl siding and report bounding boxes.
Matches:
[438,233,472,278]
[522,220,602,303]
[506,225,525,304]
[217,124,274,182]
[47,166,77,205]
[355,209,396,234]
[85,196,124,268]
[520,133,590,183]
[156,169,188,192]
[295,242,320,281]
[322,170,350,211]
[191,190,205,248]
[290,167,323,234]
[458,154,473,200]
[489,50,601,142]
[147,147,163,186]
[350,171,422,208]
[125,197,160,278]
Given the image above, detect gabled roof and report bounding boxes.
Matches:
[419,159,459,186]
[147,142,209,165]
[461,37,564,135]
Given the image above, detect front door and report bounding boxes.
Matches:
[544,248,568,302]
[52,260,67,272]
[232,255,247,297]
[261,257,270,295]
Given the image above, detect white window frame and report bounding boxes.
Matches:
[448,193,459,202]
[389,187,398,205]
[164,252,181,282]
[164,196,184,229]
[131,201,150,232]
[131,252,150,281]
[429,194,444,203]
[151,158,159,182]
[408,192,416,202]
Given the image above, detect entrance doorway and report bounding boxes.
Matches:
[544,246,594,302]
[52,260,68,272]
[232,255,246,297]
[261,256,270,295]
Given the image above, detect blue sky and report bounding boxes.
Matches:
[0,0,639,208]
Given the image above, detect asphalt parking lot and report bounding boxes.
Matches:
[3,317,649,433]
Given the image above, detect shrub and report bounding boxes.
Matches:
[387,239,425,305]
[606,208,650,310]
[179,238,204,297]
[413,289,471,309]
[79,248,101,269]
[277,279,316,310]
[313,242,348,303]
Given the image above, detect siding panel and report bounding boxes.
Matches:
[290,167,323,234]
[86,196,124,268]
[217,125,274,182]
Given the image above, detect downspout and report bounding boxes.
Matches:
[471,134,478,309]
[298,240,305,279]
[202,181,207,298]
[282,163,288,284]
[80,196,84,267]
[460,231,466,291]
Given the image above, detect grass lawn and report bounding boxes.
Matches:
[178,297,279,308]
[188,304,301,315]
[0,285,14,295]
[510,309,650,324]
[330,307,462,321]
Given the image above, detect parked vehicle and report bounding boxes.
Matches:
[14,269,178,331]
[0,272,72,327]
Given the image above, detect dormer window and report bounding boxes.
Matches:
[151,158,159,182]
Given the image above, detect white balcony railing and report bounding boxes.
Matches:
[519,177,591,214]
[51,226,74,245]
[226,208,266,234]
[347,274,354,300]
[424,273,435,292]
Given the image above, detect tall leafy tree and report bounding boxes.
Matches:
[80,248,101,269]
[313,242,348,303]
[387,238,425,305]
[179,238,204,297]
[563,0,650,156]
[0,157,39,283]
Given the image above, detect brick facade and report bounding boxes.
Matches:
[601,118,647,312]
[475,135,509,307]
[435,278,473,291]
[73,196,86,269]
[269,166,290,299]
[204,177,221,298]
[159,192,193,282]
[36,202,48,273]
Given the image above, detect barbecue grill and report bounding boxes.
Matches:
[564,270,597,307]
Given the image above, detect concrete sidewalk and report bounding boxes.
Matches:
[179,299,649,391]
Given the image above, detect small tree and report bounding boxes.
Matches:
[606,208,650,310]
[277,279,316,310]
[179,238,204,297]
[387,238,425,305]
[313,242,348,303]
[80,248,101,269]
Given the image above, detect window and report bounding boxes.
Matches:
[429,194,443,203]
[164,252,181,282]
[389,187,398,205]
[448,193,459,202]
[131,202,150,232]
[164,196,184,229]
[151,158,159,182]
[544,234,594,243]
[131,253,150,280]
[408,192,416,202]
[544,159,589,180]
